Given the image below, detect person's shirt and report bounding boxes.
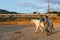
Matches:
[40,17,45,22]
[45,19,53,27]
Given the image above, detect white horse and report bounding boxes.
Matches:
[30,19,45,32]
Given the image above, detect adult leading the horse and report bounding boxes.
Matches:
[45,16,55,35]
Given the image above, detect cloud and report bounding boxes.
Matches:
[35,0,41,3]
[20,2,30,6]
[35,0,60,5]
[2,0,60,13]
[51,0,60,4]
[49,3,60,11]
[13,0,60,13]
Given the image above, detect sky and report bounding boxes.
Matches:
[0,0,60,14]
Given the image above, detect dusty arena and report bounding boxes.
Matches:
[0,22,60,40]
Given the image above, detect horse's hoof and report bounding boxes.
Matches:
[35,31,38,33]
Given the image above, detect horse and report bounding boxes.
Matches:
[30,19,55,35]
[30,19,45,33]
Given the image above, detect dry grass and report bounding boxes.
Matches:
[0,20,60,25]
[53,20,60,23]
[0,21,30,25]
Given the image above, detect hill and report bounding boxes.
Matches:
[0,9,20,14]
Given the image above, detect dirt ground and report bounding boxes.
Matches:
[0,23,60,40]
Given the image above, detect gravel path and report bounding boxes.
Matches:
[0,23,60,40]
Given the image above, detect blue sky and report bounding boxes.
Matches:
[0,0,60,14]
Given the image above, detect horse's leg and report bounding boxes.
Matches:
[35,26,39,33]
[39,27,43,32]
[39,23,44,32]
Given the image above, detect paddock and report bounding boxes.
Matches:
[0,23,60,40]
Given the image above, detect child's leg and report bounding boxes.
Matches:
[51,25,55,30]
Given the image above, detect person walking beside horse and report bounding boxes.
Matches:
[44,16,55,35]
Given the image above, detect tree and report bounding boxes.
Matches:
[33,12,37,14]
